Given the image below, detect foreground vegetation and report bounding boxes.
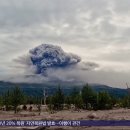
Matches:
[0,84,130,113]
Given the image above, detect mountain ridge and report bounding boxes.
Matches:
[0,81,128,98]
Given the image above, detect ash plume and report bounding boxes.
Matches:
[13,43,99,83]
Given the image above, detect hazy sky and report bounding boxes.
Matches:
[0,0,130,88]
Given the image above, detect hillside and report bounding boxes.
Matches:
[0,81,128,98]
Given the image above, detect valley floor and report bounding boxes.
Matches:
[0,108,130,129]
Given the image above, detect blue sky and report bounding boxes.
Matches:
[0,0,130,88]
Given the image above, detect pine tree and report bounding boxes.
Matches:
[74,94,83,109]
[10,86,24,113]
[97,91,112,110]
[3,90,11,111]
[81,84,97,109]
[52,86,64,110]
[70,87,79,104]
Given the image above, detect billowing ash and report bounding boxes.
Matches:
[13,44,99,83]
[29,44,81,74]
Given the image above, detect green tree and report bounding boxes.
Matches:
[110,95,119,107]
[81,84,97,109]
[0,96,3,106]
[97,91,112,110]
[74,94,83,109]
[70,87,79,104]
[121,96,130,108]
[47,96,54,111]
[64,96,71,109]
[10,86,24,113]
[51,86,64,110]
[2,90,11,111]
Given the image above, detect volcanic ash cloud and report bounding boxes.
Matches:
[12,44,100,83]
[15,44,81,74]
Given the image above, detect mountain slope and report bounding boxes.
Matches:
[0,81,128,98]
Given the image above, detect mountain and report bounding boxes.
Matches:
[0,81,128,98]
[90,84,128,98]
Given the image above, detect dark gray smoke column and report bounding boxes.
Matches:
[29,44,81,74]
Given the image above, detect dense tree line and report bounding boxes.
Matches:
[0,84,130,113]
[2,86,24,113]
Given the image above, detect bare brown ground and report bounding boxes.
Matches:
[0,108,130,129]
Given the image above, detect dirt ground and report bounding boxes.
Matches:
[0,108,130,129]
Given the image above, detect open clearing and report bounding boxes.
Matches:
[0,108,130,129]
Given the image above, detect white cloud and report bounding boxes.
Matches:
[0,0,130,87]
